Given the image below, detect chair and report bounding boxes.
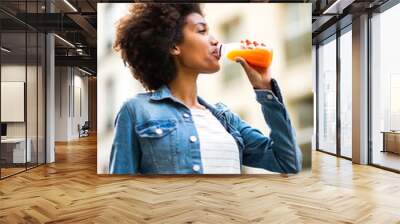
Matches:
[78,121,90,138]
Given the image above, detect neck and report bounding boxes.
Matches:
[168,69,205,110]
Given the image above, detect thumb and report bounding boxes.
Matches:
[235,57,253,74]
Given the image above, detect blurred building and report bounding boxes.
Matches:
[97,3,144,173]
[97,3,312,174]
[200,4,312,173]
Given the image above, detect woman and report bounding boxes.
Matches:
[109,3,302,174]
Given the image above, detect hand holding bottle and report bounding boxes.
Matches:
[234,40,272,90]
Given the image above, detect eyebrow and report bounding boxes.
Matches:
[194,22,208,28]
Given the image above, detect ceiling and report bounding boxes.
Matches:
[311,0,390,43]
[0,0,395,75]
[0,0,97,74]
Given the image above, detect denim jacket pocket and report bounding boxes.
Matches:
[135,119,178,171]
[135,120,177,138]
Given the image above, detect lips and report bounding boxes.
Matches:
[211,48,220,60]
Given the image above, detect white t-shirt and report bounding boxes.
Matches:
[190,108,241,174]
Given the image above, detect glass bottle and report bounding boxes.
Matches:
[218,42,273,69]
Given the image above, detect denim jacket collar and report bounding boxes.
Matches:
[150,85,172,101]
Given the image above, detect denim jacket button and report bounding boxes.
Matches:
[192,164,200,171]
[267,94,273,100]
[155,128,163,135]
[190,136,197,142]
[183,113,190,118]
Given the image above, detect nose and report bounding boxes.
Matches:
[210,35,219,46]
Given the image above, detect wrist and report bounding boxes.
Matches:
[253,81,272,90]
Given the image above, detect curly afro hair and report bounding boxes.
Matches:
[113,3,203,91]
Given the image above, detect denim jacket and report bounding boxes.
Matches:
[109,79,302,174]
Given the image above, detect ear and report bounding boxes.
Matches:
[170,45,180,56]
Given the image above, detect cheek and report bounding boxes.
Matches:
[181,46,208,66]
[179,36,217,69]
[184,52,217,71]
[183,37,208,56]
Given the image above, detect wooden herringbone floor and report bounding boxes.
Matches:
[1,134,400,224]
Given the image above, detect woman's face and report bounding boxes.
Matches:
[172,13,220,74]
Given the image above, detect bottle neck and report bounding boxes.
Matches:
[218,42,241,59]
[218,44,223,59]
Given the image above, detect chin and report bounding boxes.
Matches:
[202,64,220,74]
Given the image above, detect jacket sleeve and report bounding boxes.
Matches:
[231,79,302,173]
[109,103,141,174]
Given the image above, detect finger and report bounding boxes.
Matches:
[235,57,263,86]
[245,41,254,49]
[235,57,253,74]
[266,66,272,76]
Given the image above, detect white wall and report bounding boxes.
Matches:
[74,71,89,138]
[54,67,89,141]
[1,63,46,164]
[1,65,32,138]
[312,45,316,151]
[55,66,68,141]
[1,65,26,134]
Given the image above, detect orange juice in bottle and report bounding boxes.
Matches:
[218,42,273,69]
